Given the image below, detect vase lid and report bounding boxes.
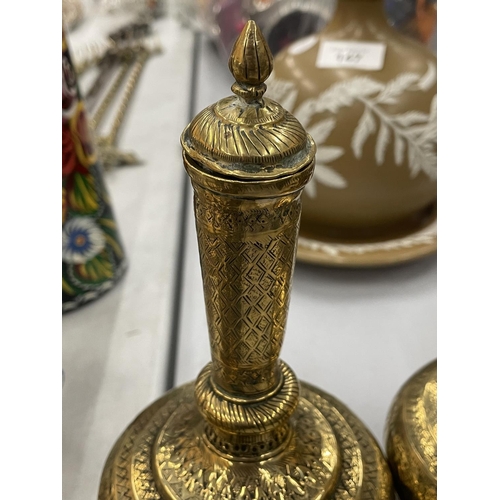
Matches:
[181,21,315,180]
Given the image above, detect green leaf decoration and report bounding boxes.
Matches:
[75,250,114,283]
[69,172,100,214]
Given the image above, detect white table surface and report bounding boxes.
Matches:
[62,24,437,500]
[62,16,194,500]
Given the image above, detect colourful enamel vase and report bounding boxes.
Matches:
[62,30,126,312]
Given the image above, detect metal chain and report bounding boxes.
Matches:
[90,54,133,130]
[84,54,118,112]
[96,48,150,169]
[106,48,149,145]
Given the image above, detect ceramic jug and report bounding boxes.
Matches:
[267,0,437,242]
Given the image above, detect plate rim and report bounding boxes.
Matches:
[297,219,437,268]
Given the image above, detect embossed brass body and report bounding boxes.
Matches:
[385,360,437,500]
[99,21,393,499]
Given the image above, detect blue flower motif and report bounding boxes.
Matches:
[62,217,106,264]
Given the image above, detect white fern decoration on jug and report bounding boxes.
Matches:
[304,118,346,197]
[266,62,437,198]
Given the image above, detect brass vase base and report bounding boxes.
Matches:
[385,360,437,500]
[99,379,393,500]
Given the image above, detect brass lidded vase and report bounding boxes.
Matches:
[99,21,393,500]
[385,360,437,500]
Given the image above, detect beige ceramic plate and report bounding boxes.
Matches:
[297,217,436,268]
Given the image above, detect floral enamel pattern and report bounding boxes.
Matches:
[267,62,437,198]
[62,32,126,311]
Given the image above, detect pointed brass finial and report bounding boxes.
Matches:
[229,20,273,102]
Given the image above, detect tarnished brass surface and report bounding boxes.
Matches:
[385,360,437,500]
[99,21,393,500]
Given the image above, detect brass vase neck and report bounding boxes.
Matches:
[193,186,301,397]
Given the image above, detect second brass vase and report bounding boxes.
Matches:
[385,360,437,500]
